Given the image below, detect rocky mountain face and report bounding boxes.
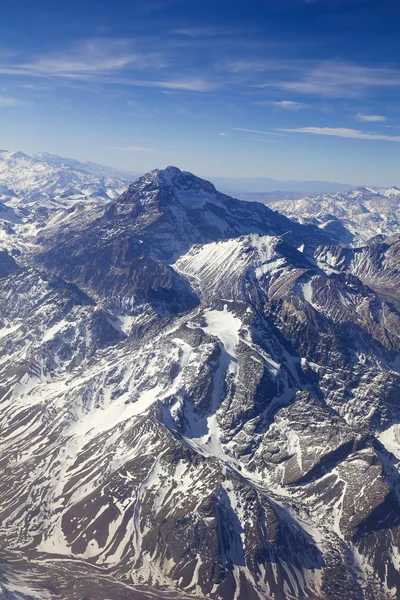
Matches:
[259,186,400,245]
[0,165,400,600]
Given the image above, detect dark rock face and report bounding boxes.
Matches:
[0,166,399,600]
[0,250,19,278]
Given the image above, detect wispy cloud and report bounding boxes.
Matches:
[0,95,25,107]
[24,39,165,75]
[280,126,400,142]
[80,75,213,91]
[272,62,400,98]
[0,39,166,79]
[0,38,214,93]
[149,78,212,91]
[257,100,308,110]
[174,26,237,38]
[218,132,228,136]
[225,59,297,74]
[2,38,400,106]
[232,127,282,135]
[106,145,156,152]
[356,113,387,122]
[229,59,400,98]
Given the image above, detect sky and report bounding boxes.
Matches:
[1,0,400,186]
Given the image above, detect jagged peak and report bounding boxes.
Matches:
[121,165,221,210]
[155,165,218,193]
[0,150,27,161]
[9,151,32,160]
[160,165,184,177]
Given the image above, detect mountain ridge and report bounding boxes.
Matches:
[0,163,400,599]
[261,186,400,244]
[0,149,129,209]
[0,149,367,201]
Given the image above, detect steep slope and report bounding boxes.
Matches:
[35,165,333,268]
[315,233,400,311]
[0,167,400,600]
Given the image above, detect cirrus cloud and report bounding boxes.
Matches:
[356,113,387,122]
[257,100,309,110]
[0,38,214,93]
[232,127,282,136]
[0,96,26,107]
[279,126,400,142]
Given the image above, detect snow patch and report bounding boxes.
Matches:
[203,305,241,358]
[378,425,400,460]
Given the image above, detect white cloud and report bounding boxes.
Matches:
[106,145,156,152]
[257,100,308,110]
[235,60,400,98]
[226,59,299,74]
[280,126,400,142]
[0,96,25,107]
[274,62,400,97]
[0,40,213,92]
[99,78,212,91]
[26,39,165,75]
[3,41,399,103]
[232,127,282,136]
[89,75,213,91]
[356,113,387,122]
[174,26,234,38]
[218,132,228,136]
[0,39,167,81]
[148,78,212,91]
[273,100,305,109]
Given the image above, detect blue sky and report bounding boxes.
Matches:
[1,0,400,185]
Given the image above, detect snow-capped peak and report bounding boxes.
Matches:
[154,165,219,195]
[0,149,130,208]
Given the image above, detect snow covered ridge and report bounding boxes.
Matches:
[1,165,400,599]
[261,185,400,244]
[0,149,129,208]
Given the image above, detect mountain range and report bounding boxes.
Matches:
[210,176,353,194]
[0,154,400,600]
[260,187,400,244]
[0,150,356,204]
[0,150,129,208]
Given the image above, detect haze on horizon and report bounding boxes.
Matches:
[1,0,399,187]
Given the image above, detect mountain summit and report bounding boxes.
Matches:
[117,165,224,210]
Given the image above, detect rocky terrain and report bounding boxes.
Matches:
[252,187,400,244]
[0,162,400,600]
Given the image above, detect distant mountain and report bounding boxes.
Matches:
[209,174,354,194]
[0,149,129,208]
[32,151,128,178]
[262,186,400,243]
[1,165,400,599]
